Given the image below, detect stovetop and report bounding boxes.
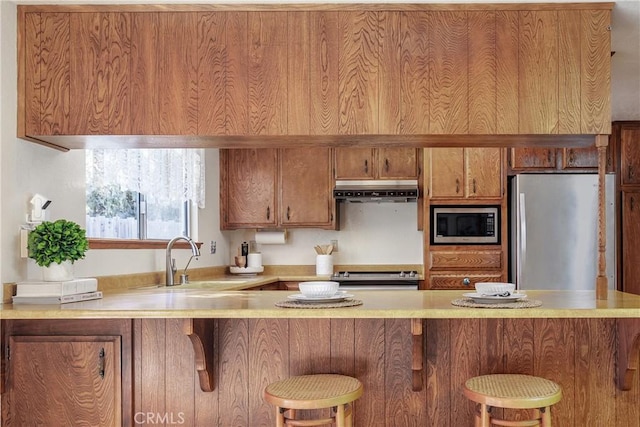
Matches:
[331,271,418,281]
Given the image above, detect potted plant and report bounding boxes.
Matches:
[27,219,89,281]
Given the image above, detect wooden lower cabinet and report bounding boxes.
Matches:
[427,249,505,290]
[622,191,640,295]
[2,318,638,426]
[1,319,132,427]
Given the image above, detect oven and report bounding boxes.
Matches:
[331,271,419,290]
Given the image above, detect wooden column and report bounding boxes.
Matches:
[596,135,609,300]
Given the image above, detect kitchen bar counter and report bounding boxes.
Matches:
[1,286,639,319]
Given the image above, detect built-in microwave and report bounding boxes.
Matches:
[431,205,500,245]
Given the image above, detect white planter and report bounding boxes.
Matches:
[42,260,74,282]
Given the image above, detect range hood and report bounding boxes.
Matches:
[333,180,419,203]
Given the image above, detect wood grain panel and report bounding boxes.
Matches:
[193,319,218,427]
[158,13,198,135]
[309,11,340,135]
[280,147,333,226]
[425,319,451,426]
[557,11,581,134]
[468,11,496,134]
[503,318,535,422]
[140,319,166,421]
[166,319,196,426]
[355,318,385,426]
[428,11,468,134]
[226,11,249,134]
[581,9,611,134]
[430,251,502,270]
[384,319,426,424]
[621,128,640,186]
[533,318,575,426]
[24,12,41,135]
[130,13,159,134]
[451,319,481,426]
[69,13,107,134]
[400,12,429,134]
[218,318,249,427]
[575,318,616,426]
[378,11,401,134]
[428,273,503,290]
[518,11,558,134]
[330,319,356,375]
[466,147,502,197]
[108,12,131,134]
[427,148,464,198]
[248,12,287,135]
[40,12,70,135]
[338,11,379,134]
[198,12,226,135]
[622,191,640,295]
[288,12,310,135]
[248,319,288,427]
[496,11,519,134]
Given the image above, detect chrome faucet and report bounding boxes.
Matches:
[166,236,200,286]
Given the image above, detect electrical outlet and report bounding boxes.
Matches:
[330,239,338,252]
[210,240,216,254]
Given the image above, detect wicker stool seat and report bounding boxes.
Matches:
[463,374,562,427]
[264,374,363,427]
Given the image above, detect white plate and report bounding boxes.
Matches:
[229,266,264,275]
[463,292,527,304]
[287,291,354,303]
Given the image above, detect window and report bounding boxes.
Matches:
[86,149,205,240]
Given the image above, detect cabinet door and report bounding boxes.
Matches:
[334,148,376,179]
[131,13,198,134]
[561,147,598,169]
[221,149,278,229]
[280,148,335,228]
[466,148,503,198]
[427,148,465,198]
[620,127,640,185]
[5,335,121,426]
[510,148,557,170]
[377,148,418,179]
[622,192,640,295]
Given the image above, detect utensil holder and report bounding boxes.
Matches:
[316,254,333,275]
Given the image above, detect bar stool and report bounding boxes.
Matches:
[463,374,562,427]
[264,374,363,427]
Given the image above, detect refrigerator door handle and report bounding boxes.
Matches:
[518,192,526,285]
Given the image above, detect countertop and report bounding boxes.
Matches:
[1,275,639,319]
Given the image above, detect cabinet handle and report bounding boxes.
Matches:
[547,150,552,163]
[455,178,460,194]
[629,165,634,180]
[98,347,105,379]
[286,206,291,220]
[472,179,477,194]
[364,160,368,174]
[462,278,471,286]
[631,197,635,212]
[569,150,575,164]
[385,158,389,172]
[266,206,270,220]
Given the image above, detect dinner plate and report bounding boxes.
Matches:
[462,292,527,304]
[287,291,354,303]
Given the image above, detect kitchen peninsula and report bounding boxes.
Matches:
[2,283,639,426]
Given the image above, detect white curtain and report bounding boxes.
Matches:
[86,149,206,208]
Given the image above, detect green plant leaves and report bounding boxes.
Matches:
[27,219,89,267]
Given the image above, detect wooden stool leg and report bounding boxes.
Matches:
[336,404,346,427]
[479,404,491,427]
[275,407,285,427]
[540,406,551,427]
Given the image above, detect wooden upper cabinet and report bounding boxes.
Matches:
[622,191,640,295]
[280,148,335,228]
[130,13,198,134]
[510,148,558,170]
[427,148,503,199]
[221,148,336,229]
[18,4,612,143]
[221,149,278,229]
[335,148,418,180]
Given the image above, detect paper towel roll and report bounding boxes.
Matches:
[255,230,287,245]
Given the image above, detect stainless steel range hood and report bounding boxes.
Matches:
[333,180,419,203]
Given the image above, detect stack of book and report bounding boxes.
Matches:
[12,278,102,304]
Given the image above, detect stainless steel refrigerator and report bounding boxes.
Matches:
[509,174,616,291]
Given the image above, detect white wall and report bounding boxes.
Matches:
[2,0,639,284]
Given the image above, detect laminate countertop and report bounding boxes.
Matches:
[1,276,639,319]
